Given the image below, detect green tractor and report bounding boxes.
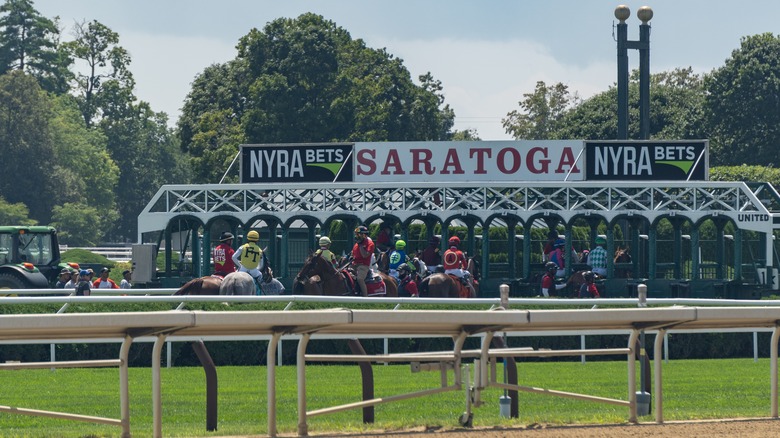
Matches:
[0,226,62,289]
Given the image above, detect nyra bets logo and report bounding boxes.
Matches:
[584,141,707,181]
[240,144,353,183]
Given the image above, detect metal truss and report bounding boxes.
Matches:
[139,181,780,238]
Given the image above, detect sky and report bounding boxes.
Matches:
[32,0,780,140]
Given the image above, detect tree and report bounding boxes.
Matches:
[0,196,34,224]
[100,94,189,241]
[63,19,133,127]
[48,94,119,243]
[502,81,577,139]
[705,33,780,166]
[180,13,455,181]
[0,71,58,222]
[0,0,71,93]
[549,68,706,141]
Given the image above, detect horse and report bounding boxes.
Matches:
[614,247,633,278]
[173,271,256,295]
[418,256,479,298]
[293,254,398,297]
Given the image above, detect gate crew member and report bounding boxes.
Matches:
[213,231,236,276]
[232,230,265,283]
[352,225,374,297]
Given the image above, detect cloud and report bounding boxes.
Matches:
[375,37,616,140]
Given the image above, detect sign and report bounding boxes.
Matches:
[585,140,708,181]
[354,141,584,182]
[240,144,353,183]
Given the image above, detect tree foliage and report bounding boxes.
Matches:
[63,19,133,127]
[0,0,70,93]
[705,33,780,166]
[502,81,576,139]
[180,13,456,182]
[0,71,57,221]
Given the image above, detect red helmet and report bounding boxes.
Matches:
[448,236,460,246]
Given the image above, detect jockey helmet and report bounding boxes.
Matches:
[398,263,411,273]
[355,225,369,235]
[553,238,565,248]
[595,236,606,245]
[219,231,234,242]
[247,230,260,242]
[395,240,406,250]
[448,236,460,246]
[583,271,595,282]
[545,261,558,273]
[319,236,331,246]
[428,236,440,245]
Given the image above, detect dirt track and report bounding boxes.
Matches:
[305,418,780,437]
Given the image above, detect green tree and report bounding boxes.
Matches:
[100,94,189,241]
[550,68,706,141]
[705,33,780,166]
[63,19,133,127]
[0,71,58,222]
[502,81,577,139]
[181,13,455,181]
[0,196,34,224]
[0,0,70,93]
[48,94,119,243]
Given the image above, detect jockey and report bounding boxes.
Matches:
[397,263,419,297]
[388,239,414,282]
[375,222,394,253]
[352,225,374,297]
[578,271,600,298]
[549,238,566,277]
[314,236,339,268]
[443,236,475,296]
[421,236,441,268]
[232,230,266,283]
[540,261,567,297]
[588,236,608,277]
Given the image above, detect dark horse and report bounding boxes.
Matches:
[293,254,398,297]
[418,257,479,298]
[174,271,256,295]
[614,246,633,278]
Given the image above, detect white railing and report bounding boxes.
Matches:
[2,291,779,365]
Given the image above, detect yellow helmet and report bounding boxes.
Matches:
[247,230,260,241]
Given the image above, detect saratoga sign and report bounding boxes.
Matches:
[239,140,709,183]
[354,141,584,182]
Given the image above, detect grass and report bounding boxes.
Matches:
[0,358,774,437]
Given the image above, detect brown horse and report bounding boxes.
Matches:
[614,247,633,278]
[293,254,398,297]
[418,256,479,298]
[174,271,256,295]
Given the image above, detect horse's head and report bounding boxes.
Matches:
[614,247,632,263]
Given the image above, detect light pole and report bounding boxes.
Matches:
[615,5,653,140]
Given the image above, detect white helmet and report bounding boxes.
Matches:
[319,236,331,246]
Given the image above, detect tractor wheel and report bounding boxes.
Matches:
[0,273,25,290]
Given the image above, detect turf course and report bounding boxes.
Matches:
[0,358,772,437]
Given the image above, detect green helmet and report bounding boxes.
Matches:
[395,240,406,250]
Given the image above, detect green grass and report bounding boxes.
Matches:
[0,358,774,437]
